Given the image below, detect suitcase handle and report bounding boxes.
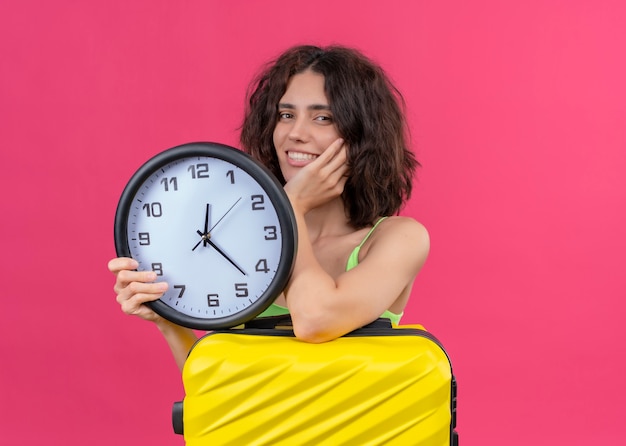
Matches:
[172,401,184,435]
[244,316,394,330]
[244,315,293,329]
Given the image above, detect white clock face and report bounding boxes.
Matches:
[117,144,295,329]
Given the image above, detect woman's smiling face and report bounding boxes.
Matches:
[273,69,342,182]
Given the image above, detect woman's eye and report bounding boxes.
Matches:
[279,112,293,119]
[315,115,332,122]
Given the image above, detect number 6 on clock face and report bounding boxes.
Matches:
[114,142,297,330]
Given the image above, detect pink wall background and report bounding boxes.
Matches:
[1,1,624,444]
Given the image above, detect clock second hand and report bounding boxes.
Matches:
[209,197,242,233]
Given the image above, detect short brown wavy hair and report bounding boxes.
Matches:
[240,45,418,228]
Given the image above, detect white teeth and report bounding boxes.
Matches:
[288,151,317,161]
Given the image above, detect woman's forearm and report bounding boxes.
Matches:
[155,320,199,371]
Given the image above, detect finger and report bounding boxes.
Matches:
[312,138,343,165]
[323,142,349,176]
[114,270,158,294]
[117,282,168,308]
[126,280,168,299]
[118,293,167,319]
[108,257,138,274]
[329,167,349,194]
[119,283,167,304]
[120,294,162,315]
[325,138,345,160]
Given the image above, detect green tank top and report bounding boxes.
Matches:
[256,217,403,325]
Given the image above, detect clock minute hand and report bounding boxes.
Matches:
[193,230,246,275]
[205,238,248,276]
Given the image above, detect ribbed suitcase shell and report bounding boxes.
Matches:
[181,326,457,445]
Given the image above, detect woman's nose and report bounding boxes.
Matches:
[287,117,309,142]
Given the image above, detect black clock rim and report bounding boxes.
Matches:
[113,141,297,330]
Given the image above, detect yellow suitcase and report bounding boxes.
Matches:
[173,318,458,445]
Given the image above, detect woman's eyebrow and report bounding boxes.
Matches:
[309,104,331,111]
[278,103,331,111]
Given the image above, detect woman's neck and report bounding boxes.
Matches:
[304,198,354,241]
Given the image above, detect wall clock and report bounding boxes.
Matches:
[114,142,297,330]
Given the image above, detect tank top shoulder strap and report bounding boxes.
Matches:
[346,217,388,271]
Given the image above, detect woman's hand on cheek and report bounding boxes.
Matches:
[284,138,349,213]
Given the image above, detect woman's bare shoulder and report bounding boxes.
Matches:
[378,215,429,241]
[365,215,430,263]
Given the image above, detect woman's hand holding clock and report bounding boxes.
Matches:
[109,255,201,371]
[108,256,168,323]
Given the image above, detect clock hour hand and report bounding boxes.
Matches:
[192,203,212,251]
[194,230,247,275]
[203,203,210,247]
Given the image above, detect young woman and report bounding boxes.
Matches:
[108,45,430,371]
